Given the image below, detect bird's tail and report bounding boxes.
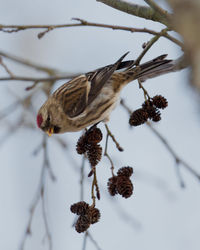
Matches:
[116,54,175,83]
[135,54,174,81]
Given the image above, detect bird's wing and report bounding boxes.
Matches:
[53,52,129,118]
[53,75,90,118]
[86,52,129,106]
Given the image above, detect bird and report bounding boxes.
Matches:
[37,52,173,136]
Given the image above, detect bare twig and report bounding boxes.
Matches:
[97,0,171,26]
[120,99,200,183]
[105,124,123,152]
[104,132,115,176]
[82,232,88,250]
[0,50,59,75]
[134,33,162,66]
[174,162,185,188]
[144,0,171,20]
[138,79,151,100]
[120,99,132,115]
[91,167,99,206]
[0,74,81,82]
[80,155,86,201]
[146,122,200,182]
[0,56,14,77]
[20,135,55,250]
[0,19,182,47]
[41,191,52,250]
[87,231,102,250]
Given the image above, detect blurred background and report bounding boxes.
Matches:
[0,0,200,250]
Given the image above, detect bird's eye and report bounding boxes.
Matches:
[53,126,61,133]
[47,115,50,122]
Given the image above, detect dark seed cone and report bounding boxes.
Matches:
[116,176,133,199]
[152,95,168,109]
[87,144,102,167]
[129,108,149,126]
[152,110,161,122]
[70,201,89,215]
[89,207,101,224]
[117,166,133,178]
[142,102,159,120]
[142,100,153,109]
[86,127,103,144]
[75,215,91,233]
[107,176,118,196]
[76,135,87,154]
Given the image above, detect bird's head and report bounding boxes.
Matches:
[37,101,61,136]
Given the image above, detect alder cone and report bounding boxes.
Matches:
[129,108,148,126]
[89,207,101,224]
[152,95,168,109]
[107,176,118,196]
[70,201,89,215]
[117,166,133,178]
[75,215,91,233]
[76,135,87,154]
[116,176,133,198]
[86,127,103,144]
[87,144,102,166]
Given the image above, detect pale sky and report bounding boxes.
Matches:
[0,1,200,250]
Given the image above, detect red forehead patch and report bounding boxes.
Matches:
[37,114,43,128]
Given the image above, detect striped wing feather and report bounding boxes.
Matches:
[54,52,130,118]
[53,76,89,118]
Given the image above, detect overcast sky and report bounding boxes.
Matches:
[0,1,200,250]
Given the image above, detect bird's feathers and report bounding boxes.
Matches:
[53,53,172,119]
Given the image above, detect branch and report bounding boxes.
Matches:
[146,122,200,182]
[0,74,81,82]
[0,18,182,47]
[120,99,200,183]
[20,135,55,250]
[0,50,59,75]
[144,0,171,20]
[97,0,171,26]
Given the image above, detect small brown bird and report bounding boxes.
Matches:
[37,52,173,135]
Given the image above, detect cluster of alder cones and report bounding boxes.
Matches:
[70,95,167,233]
[107,166,134,198]
[76,126,103,168]
[129,95,168,126]
[71,201,100,233]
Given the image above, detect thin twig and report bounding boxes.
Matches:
[120,99,200,183]
[174,162,185,188]
[82,232,88,250]
[91,167,96,206]
[87,231,102,250]
[80,155,86,201]
[146,122,200,181]
[104,124,123,152]
[0,50,59,74]
[97,0,171,26]
[41,191,52,250]
[144,0,171,20]
[138,79,151,101]
[20,135,55,250]
[0,56,14,77]
[104,131,115,176]
[134,29,166,66]
[0,74,81,82]
[0,18,182,47]
[120,99,132,115]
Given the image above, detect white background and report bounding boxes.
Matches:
[0,1,200,250]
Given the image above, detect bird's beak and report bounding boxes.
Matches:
[47,127,54,137]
